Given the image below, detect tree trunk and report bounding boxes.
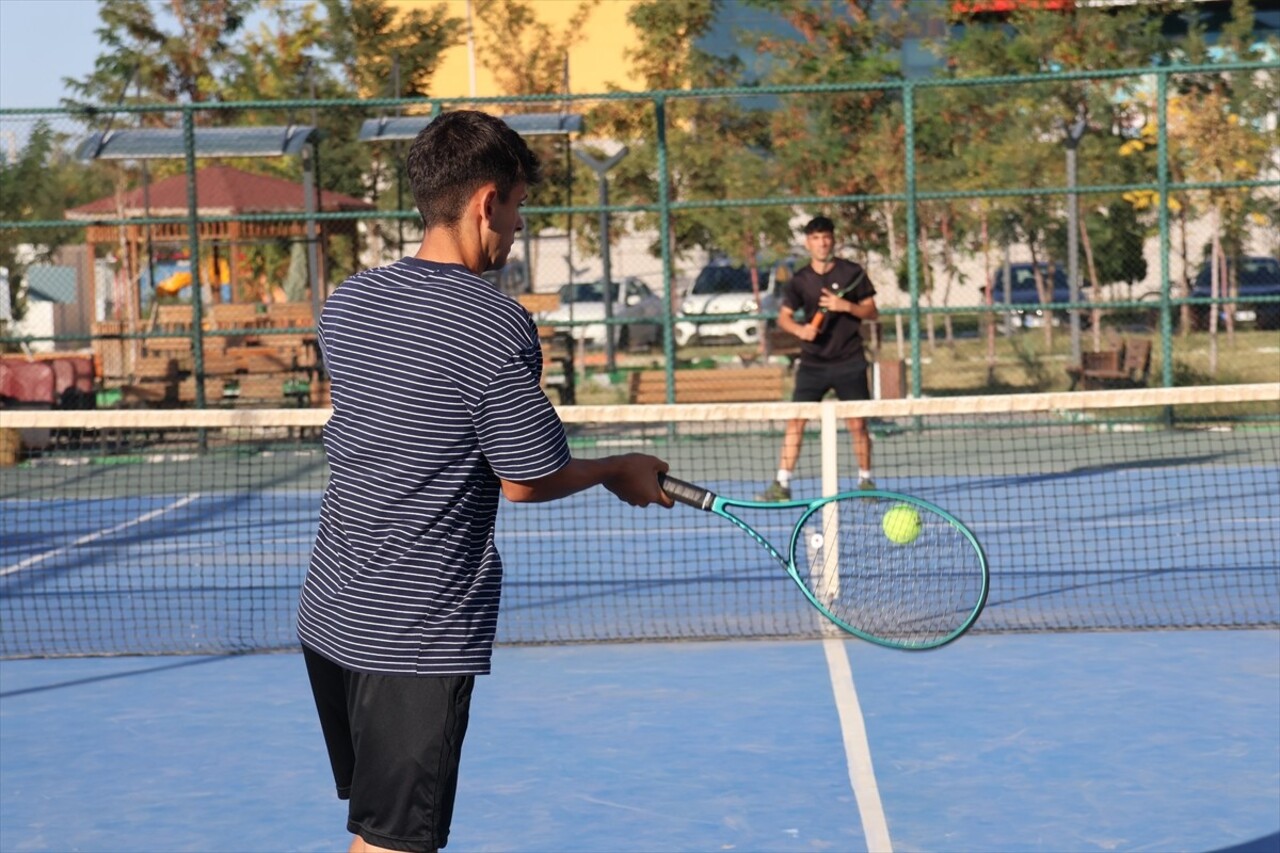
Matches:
[981,213,996,385]
[1178,202,1192,336]
[1209,220,1221,377]
[918,223,935,354]
[1079,214,1101,351]
[1028,241,1053,349]
[745,237,763,357]
[939,210,956,349]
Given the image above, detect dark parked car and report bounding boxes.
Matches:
[481,259,529,298]
[981,263,1085,328]
[1189,256,1280,331]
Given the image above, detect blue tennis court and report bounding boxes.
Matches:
[2,631,1277,852]
[2,397,1277,850]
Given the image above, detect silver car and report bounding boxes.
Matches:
[536,278,664,349]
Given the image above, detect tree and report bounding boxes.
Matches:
[587,0,794,289]
[1115,0,1277,351]
[942,1,1179,349]
[318,0,461,100]
[0,123,114,332]
[466,0,602,273]
[748,0,906,247]
[63,0,256,117]
[473,0,600,97]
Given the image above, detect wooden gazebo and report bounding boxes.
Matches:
[66,164,373,320]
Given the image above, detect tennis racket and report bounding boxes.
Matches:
[806,269,867,334]
[659,473,989,650]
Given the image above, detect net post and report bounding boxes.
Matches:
[817,400,841,614]
[820,399,838,494]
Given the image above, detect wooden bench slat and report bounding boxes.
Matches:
[629,366,785,404]
[539,330,575,405]
[1066,338,1152,390]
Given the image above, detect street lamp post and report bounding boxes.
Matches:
[1065,109,1087,365]
[573,146,629,373]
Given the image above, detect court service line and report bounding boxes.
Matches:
[823,638,893,853]
[0,494,202,577]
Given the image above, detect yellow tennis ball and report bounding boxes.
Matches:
[882,503,922,545]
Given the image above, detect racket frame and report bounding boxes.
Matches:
[660,474,990,650]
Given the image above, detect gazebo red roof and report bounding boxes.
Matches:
[66,163,373,219]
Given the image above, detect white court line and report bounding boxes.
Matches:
[0,494,202,577]
[823,638,893,853]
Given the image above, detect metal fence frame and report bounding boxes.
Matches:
[3,60,1278,402]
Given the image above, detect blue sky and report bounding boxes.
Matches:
[0,0,102,109]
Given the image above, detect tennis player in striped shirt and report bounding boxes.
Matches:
[297,110,673,853]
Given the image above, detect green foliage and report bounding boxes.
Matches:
[1044,199,1149,288]
[474,0,599,96]
[1091,202,1148,286]
[467,0,603,241]
[746,0,906,254]
[11,0,1276,310]
[318,0,462,99]
[586,0,794,264]
[63,0,255,111]
[0,123,114,323]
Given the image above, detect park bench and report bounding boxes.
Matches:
[539,328,575,405]
[628,365,786,404]
[766,328,803,367]
[1066,338,1152,390]
[142,304,196,357]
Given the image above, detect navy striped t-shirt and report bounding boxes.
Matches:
[297,257,571,676]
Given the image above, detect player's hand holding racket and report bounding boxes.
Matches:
[805,270,867,336]
[605,455,674,507]
[659,473,988,649]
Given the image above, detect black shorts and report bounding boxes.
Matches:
[303,646,475,852]
[793,360,871,403]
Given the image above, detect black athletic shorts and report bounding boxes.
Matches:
[793,360,871,403]
[303,646,475,852]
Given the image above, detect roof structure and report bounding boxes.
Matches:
[65,164,372,220]
[74,126,319,161]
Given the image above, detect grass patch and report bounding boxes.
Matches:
[565,328,1280,404]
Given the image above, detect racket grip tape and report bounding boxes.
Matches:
[657,473,715,511]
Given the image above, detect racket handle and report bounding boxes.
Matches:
[807,309,828,333]
[658,473,715,511]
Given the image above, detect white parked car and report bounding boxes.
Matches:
[674,257,797,346]
[536,278,664,349]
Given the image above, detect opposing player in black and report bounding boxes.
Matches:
[759,216,879,501]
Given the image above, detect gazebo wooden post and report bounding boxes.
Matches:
[123,223,142,371]
[228,220,245,303]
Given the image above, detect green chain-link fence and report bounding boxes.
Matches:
[2,60,1277,407]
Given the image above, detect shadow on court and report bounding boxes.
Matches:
[1209,832,1280,853]
[0,654,236,699]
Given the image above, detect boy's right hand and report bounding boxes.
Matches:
[605,454,674,508]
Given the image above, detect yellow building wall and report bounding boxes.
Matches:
[392,0,646,99]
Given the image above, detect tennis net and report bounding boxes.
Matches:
[2,383,1277,658]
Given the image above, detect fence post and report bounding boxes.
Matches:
[1156,70,1174,390]
[181,108,207,409]
[654,95,677,404]
[904,81,921,398]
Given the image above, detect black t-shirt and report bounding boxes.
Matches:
[782,257,876,366]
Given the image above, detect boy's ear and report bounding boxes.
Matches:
[475,184,499,225]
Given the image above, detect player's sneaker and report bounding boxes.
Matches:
[857,477,877,491]
[758,481,791,501]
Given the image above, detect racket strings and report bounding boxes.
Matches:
[799,497,986,647]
